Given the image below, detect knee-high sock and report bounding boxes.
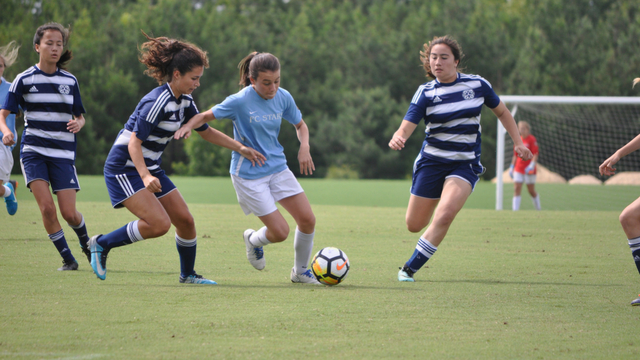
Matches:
[249,226,271,247]
[532,194,541,211]
[97,220,144,250]
[629,236,640,275]
[49,229,75,262]
[512,196,521,211]
[294,227,314,274]
[176,234,197,278]
[406,237,437,273]
[68,214,89,248]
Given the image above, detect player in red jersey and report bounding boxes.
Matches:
[509,121,540,210]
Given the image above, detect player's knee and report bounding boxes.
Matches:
[297,213,316,233]
[60,209,79,224]
[619,211,638,232]
[149,216,172,238]
[174,213,195,233]
[39,202,57,221]
[406,220,425,233]
[269,225,290,242]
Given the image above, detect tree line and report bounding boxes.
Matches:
[1,0,639,179]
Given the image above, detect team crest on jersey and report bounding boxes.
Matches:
[179,107,185,121]
[433,96,442,103]
[462,89,475,100]
[58,84,70,95]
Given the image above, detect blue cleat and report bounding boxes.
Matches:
[632,295,640,306]
[398,265,415,282]
[290,268,321,285]
[89,235,107,280]
[243,229,265,270]
[4,181,17,215]
[179,273,217,285]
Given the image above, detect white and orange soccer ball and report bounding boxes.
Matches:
[311,247,350,285]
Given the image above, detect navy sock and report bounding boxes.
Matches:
[49,229,75,262]
[176,235,197,278]
[406,238,438,272]
[98,220,144,250]
[629,237,640,275]
[68,215,89,248]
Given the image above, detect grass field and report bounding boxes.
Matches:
[1,176,640,359]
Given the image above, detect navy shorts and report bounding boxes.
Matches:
[104,169,177,208]
[20,153,80,193]
[410,155,485,199]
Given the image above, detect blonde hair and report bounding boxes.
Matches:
[0,41,20,68]
[633,78,640,88]
[517,121,531,131]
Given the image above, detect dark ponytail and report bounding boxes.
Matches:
[237,52,280,88]
[33,22,72,70]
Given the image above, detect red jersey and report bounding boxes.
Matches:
[514,135,538,174]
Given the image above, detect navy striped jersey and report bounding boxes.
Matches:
[404,73,500,163]
[1,65,85,162]
[104,83,208,174]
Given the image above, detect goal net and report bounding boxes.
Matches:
[495,96,640,210]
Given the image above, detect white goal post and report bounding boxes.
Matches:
[495,96,640,210]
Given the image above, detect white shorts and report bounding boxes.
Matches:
[0,146,14,182]
[231,168,304,216]
[513,171,536,185]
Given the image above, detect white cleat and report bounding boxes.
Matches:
[243,229,265,270]
[291,267,322,285]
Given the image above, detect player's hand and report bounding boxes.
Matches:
[174,124,193,140]
[142,174,162,193]
[389,134,406,151]
[2,132,15,146]
[525,161,535,175]
[599,154,620,176]
[508,164,514,179]
[298,144,315,175]
[238,146,266,167]
[514,145,533,161]
[67,116,85,134]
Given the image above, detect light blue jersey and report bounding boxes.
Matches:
[0,77,17,151]
[212,86,302,179]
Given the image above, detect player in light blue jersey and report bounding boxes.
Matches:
[88,33,265,284]
[599,77,640,306]
[389,36,532,282]
[175,52,320,284]
[0,23,90,271]
[0,41,20,216]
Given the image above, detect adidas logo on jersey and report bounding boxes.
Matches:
[70,179,76,184]
[29,86,39,93]
[169,114,176,120]
[635,255,640,262]
[433,96,442,103]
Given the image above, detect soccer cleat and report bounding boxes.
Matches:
[243,229,265,270]
[57,259,78,271]
[4,181,18,215]
[179,273,217,285]
[89,235,107,280]
[80,242,91,263]
[632,295,640,306]
[398,265,415,282]
[291,267,322,285]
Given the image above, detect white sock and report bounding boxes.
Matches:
[294,227,315,274]
[1,184,11,198]
[249,226,271,247]
[532,194,541,210]
[512,196,521,211]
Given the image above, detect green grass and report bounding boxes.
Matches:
[1,176,640,359]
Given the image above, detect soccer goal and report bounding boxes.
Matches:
[495,96,640,210]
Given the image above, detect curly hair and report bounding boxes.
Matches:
[138,31,209,84]
[419,35,464,79]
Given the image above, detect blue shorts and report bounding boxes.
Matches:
[20,153,80,193]
[104,169,177,208]
[411,155,485,199]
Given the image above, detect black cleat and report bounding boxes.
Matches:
[58,259,78,271]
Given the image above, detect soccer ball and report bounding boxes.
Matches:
[311,247,350,285]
